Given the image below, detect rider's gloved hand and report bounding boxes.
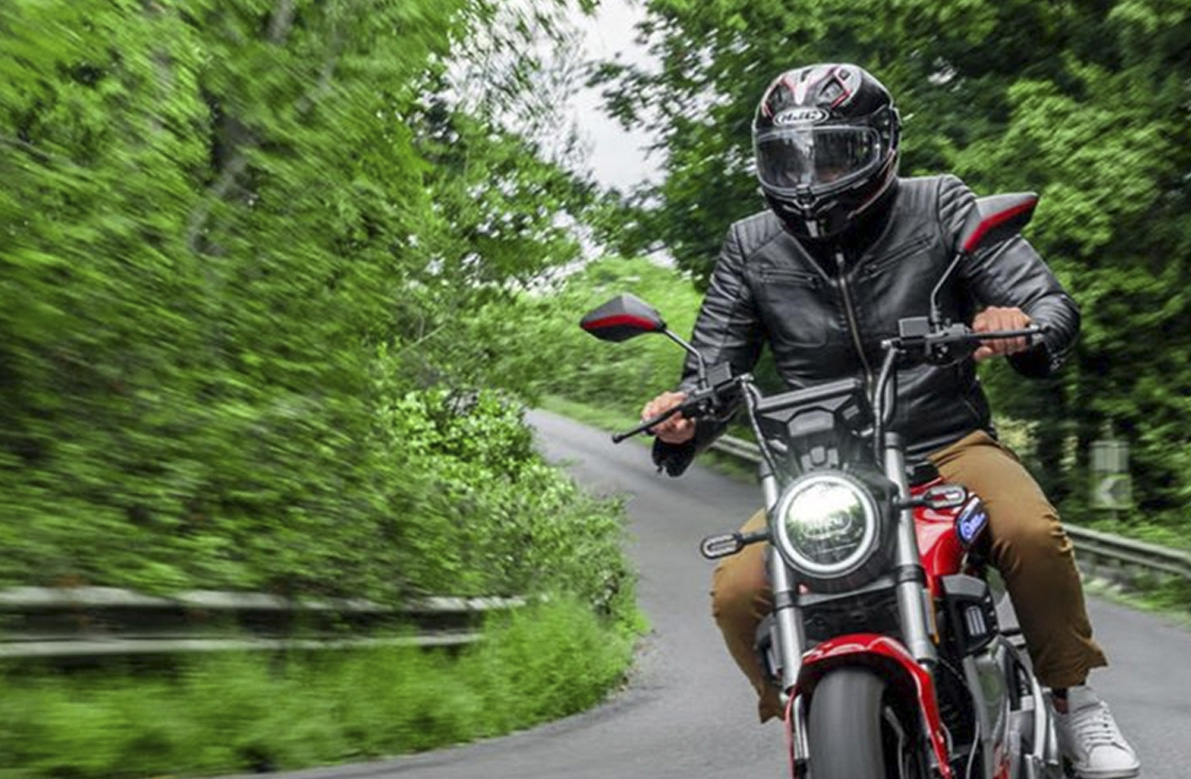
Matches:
[972,306,1032,361]
[642,391,696,444]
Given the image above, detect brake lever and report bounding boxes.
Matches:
[612,364,747,445]
[612,389,710,444]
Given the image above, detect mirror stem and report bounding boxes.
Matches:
[928,250,967,327]
[664,329,707,384]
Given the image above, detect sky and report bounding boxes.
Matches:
[569,0,661,191]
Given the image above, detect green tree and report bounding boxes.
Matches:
[0,0,621,601]
[597,0,1191,522]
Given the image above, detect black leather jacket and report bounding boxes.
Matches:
[654,175,1080,475]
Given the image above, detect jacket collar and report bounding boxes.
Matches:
[784,180,901,279]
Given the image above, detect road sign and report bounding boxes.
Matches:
[1092,473,1132,510]
[1090,439,1131,510]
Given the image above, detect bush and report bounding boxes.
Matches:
[0,599,636,778]
[0,383,638,641]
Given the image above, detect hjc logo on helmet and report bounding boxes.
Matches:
[773,107,830,126]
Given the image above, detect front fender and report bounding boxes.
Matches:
[794,633,953,779]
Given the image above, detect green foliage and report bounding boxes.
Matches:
[597,0,1191,525]
[493,255,774,457]
[0,2,641,771]
[0,599,636,778]
[0,0,629,608]
[2,379,638,619]
[479,257,706,418]
[363,386,638,615]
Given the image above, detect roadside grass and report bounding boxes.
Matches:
[0,598,638,779]
[537,394,642,439]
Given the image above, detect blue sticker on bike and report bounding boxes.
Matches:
[957,498,988,546]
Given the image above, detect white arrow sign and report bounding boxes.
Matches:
[1092,473,1132,510]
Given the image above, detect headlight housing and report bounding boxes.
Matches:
[773,472,892,592]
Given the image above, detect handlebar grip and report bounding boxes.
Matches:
[979,324,1047,347]
[977,325,1044,339]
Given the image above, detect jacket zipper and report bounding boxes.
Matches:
[835,251,875,391]
[761,268,819,286]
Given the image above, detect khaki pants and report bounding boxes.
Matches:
[710,430,1108,722]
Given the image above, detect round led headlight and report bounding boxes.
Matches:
[774,473,880,580]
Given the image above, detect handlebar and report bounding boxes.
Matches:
[872,322,1047,444]
[614,323,1047,446]
[883,322,1044,350]
[968,326,1041,341]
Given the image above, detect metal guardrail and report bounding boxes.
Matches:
[710,435,1191,591]
[0,587,526,659]
[708,435,765,465]
[1062,526,1191,585]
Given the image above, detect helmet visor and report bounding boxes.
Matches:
[755,127,881,193]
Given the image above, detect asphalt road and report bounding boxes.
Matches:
[276,410,1190,779]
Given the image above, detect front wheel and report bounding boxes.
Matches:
[806,668,926,779]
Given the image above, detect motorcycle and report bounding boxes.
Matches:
[578,193,1067,779]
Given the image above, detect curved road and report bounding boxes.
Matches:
[283,410,1190,779]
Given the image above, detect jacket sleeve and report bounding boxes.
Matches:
[937,175,1080,378]
[652,221,765,476]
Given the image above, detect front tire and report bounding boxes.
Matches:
[807,668,921,779]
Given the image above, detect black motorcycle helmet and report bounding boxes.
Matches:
[753,64,900,240]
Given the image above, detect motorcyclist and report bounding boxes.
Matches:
[642,63,1140,779]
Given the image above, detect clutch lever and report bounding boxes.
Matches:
[611,371,741,444]
[612,405,683,444]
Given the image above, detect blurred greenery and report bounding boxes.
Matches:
[0,599,637,778]
[5,0,1191,770]
[518,257,703,415]
[0,0,631,606]
[0,0,640,770]
[594,0,1191,529]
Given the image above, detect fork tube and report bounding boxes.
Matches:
[762,469,806,696]
[770,547,806,695]
[884,435,937,666]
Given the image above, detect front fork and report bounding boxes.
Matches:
[760,470,811,767]
[763,437,940,774]
[884,435,938,666]
[763,435,938,703]
[761,469,806,704]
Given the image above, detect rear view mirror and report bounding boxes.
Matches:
[579,293,667,342]
[958,193,1039,255]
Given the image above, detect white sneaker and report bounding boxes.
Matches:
[1053,686,1140,779]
